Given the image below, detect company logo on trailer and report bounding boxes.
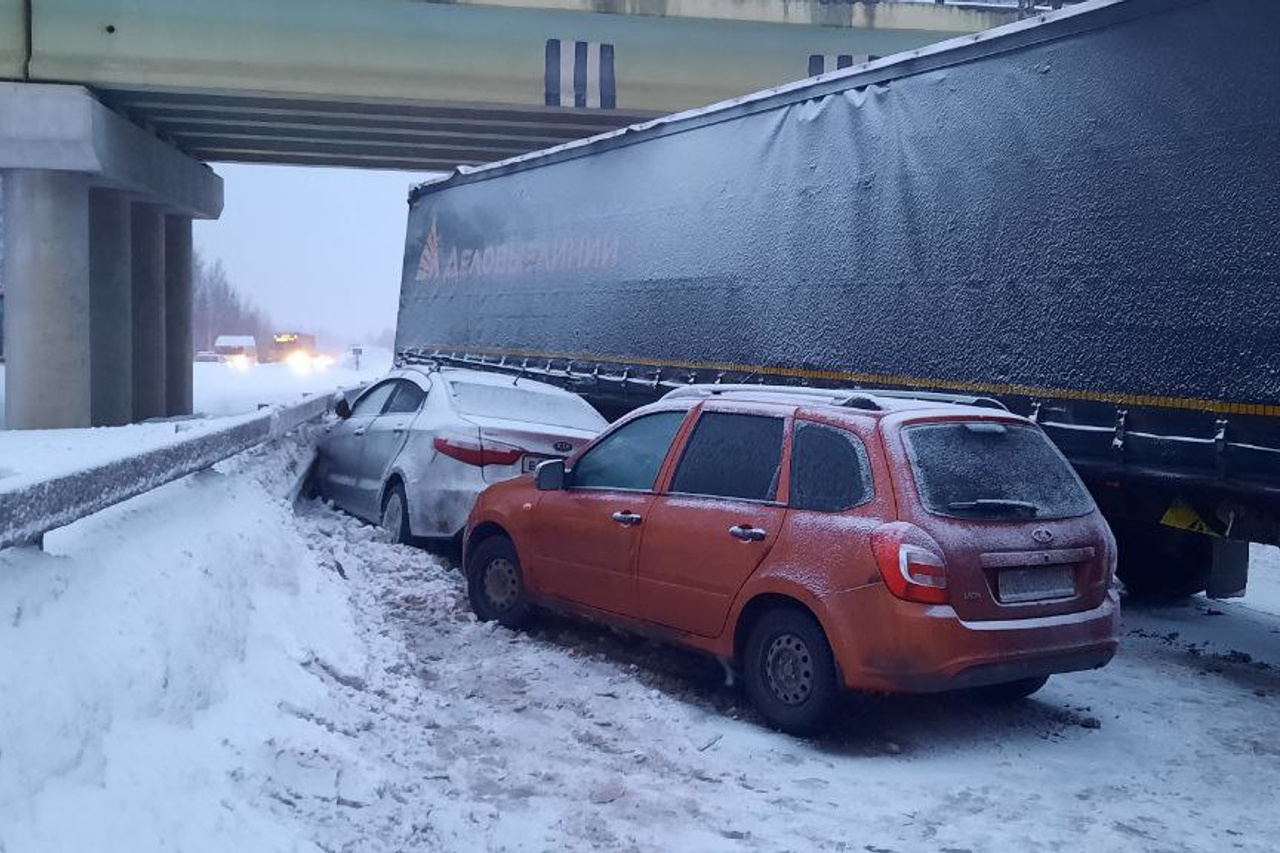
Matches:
[417,215,443,280]
[416,215,620,282]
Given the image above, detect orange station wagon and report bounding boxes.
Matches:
[463,385,1120,733]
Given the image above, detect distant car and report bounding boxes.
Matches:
[213,334,258,369]
[463,385,1120,734]
[314,366,608,542]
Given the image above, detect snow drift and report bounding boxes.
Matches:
[0,434,364,852]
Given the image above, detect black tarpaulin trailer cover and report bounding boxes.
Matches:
[395,0,1279,467]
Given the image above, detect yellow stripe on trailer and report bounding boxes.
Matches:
[426,345,1280,419]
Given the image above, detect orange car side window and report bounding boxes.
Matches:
[571,411,687,491]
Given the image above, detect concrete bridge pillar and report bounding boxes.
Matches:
[130,205,166,422]
[164,216,194,417]
[1,170,92,429]
[0,83,222,430]
[89,189,134,426]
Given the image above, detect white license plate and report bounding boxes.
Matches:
[522,455,554,473]
[998,565,1076,603]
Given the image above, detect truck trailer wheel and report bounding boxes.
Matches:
[1113,521,1211,599]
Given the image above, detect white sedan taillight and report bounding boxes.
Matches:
[433,435,525,467]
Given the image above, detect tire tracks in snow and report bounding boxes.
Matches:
[286,497,1280,853]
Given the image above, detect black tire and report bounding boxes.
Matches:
[974,675,1050,703]
[466,536,532,629]
[380,482,411,545]
[743,607,839,735]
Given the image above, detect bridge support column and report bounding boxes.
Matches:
[131,205,166,421]
[164,216,193,417]
[1,170,92,429]
[0,83,222,429]
[89,189,134,426]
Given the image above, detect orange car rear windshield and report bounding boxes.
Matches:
[902,422,1094,521]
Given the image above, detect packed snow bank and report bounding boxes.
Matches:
[0,433,364,853]
[1240,543,1280,617]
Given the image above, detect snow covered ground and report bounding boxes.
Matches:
[3,431,1279,853]
[3,352,1280,852]
[1239,544,1280,617]
[0,432,357,851]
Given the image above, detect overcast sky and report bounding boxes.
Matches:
[194,164,437,347]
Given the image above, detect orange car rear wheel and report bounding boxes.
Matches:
[743,607,839,735]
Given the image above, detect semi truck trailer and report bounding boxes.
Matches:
[395,0,1280,598]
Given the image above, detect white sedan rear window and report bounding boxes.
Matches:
[448,382,606,430]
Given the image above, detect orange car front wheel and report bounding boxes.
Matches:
[467,536,533,630]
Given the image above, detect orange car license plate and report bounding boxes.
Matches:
[998,565,1075,603]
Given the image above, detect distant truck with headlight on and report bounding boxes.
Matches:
[269,333,318,363]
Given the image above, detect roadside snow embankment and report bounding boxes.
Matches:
[1241,543,1280,617]
[0,433,365,853]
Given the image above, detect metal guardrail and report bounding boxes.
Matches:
[0,390,346,551]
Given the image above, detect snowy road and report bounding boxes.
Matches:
[292,504,1280,853]
[3,437,1279,852]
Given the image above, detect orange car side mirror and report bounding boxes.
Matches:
[536,459,566,491]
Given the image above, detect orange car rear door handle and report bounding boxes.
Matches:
[611,511,642,526]
[729,525,767,542]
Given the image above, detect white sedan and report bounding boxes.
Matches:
[315,366,608,542]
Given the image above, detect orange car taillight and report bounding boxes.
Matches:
[433,435,525,467]
[872,523,950,605]
[1101,525,1119,586]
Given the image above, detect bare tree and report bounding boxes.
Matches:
[192,250,272,352]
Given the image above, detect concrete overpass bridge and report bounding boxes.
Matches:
[0,0,1018,429]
